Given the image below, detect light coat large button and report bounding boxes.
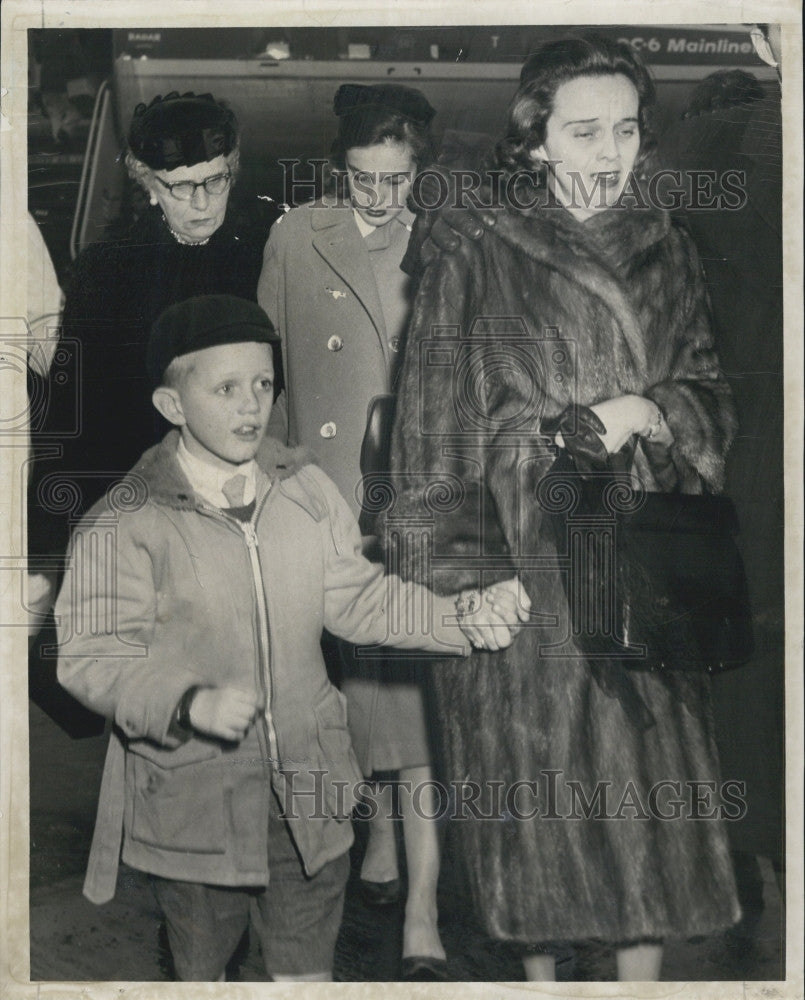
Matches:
[388,336,401,352]
[327,335,344,352]
[320,421,337,439]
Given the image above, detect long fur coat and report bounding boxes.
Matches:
[385,193,741,945]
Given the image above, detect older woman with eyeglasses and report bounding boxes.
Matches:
[124,93,239,247]
[30,92,283,559]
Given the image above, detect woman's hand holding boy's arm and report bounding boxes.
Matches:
[187,686,261,743]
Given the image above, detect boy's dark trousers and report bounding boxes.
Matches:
[150,790,349,980]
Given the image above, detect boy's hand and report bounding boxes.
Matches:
[188,686,261,742]
[456,578,531,652]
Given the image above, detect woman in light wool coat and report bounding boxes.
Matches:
[257,83,450,978]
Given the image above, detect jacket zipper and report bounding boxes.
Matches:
[196,488,279,773]
[238,512,280,771]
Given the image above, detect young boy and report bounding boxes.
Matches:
[55,294,527,982]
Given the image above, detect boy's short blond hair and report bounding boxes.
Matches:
[162,354,196,389]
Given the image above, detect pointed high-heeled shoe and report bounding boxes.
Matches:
[358,877,402,907]
[401,955,449,980]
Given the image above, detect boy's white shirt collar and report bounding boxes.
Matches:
[176,436,257,508]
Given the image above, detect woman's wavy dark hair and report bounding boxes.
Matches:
[495,35,657,180]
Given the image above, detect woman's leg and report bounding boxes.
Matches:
[615,942,663,981]
[522,955,557,981]
[400,764,446,961]
[359,782,400,884]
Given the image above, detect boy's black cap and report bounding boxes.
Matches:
[147,294,279,386]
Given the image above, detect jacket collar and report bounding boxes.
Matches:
[491,188,674,384]
[562,196,671,265]
[132,203,244,249]
[308,195,352,232]
[126,429,326,521]
[507,178,671,262]
[310,197,415,240]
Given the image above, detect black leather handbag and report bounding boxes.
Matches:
[540,409,754,674]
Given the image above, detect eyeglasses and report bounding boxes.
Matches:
[153,171,232,201]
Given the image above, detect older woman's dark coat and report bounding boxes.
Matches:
[387,192,741,944]
[29,201,281,562]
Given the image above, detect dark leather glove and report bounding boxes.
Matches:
[555,405,609,470]
[401,166,499,276]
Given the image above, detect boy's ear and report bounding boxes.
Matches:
[152,386,186,426]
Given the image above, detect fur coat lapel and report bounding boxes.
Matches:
[489,198,675,386]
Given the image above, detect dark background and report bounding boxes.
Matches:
[28,25,776,287]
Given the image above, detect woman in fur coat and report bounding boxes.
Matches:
[388,37,741,981]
